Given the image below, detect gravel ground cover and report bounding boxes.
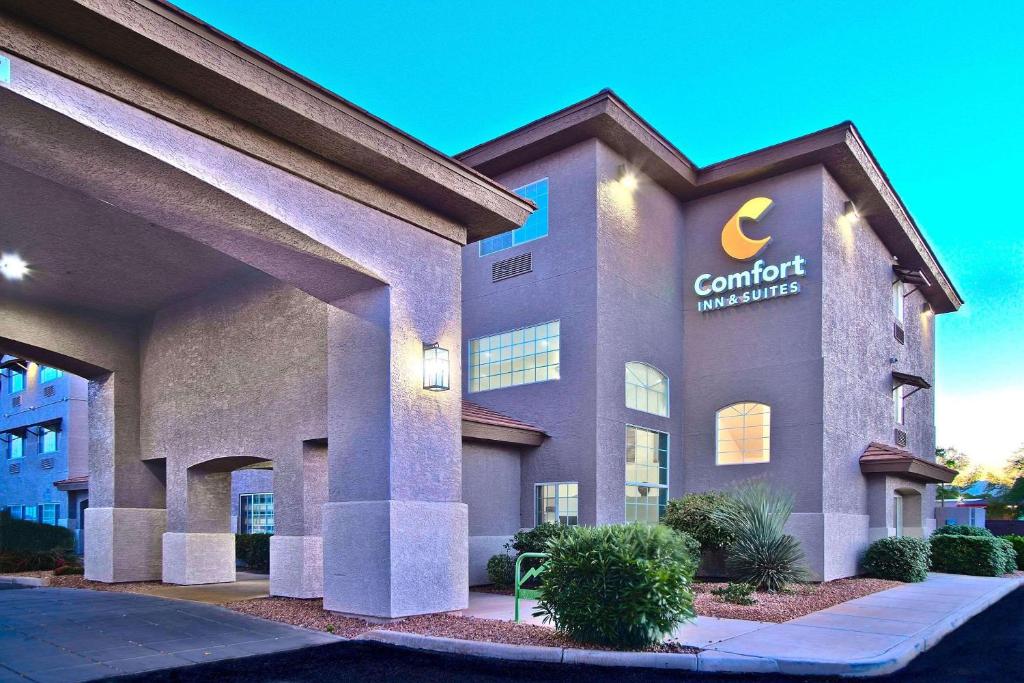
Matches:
[47,574,163,593]
[225,597,697,653]
[0,570,54,578]
[693,578,901,622]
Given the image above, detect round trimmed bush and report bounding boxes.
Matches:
[1001,535,1024,570]
[508,522,568,554]
[996,538,1018,574]
[932,524,993,538]
[486,553,515,587]
[862,536,930,582]
[930,532,1009,576]
[535,524,697,649]
[663,492,737,550]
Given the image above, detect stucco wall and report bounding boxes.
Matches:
[594,141,686,524]
[461,140,600,526]
[462,441,522,585]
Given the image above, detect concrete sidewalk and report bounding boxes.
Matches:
[674,572,1024,675]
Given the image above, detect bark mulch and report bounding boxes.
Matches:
[693,577,902,622]
[224,597,697,653]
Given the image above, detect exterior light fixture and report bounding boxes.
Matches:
[840,200,859,226]
[922,303,934,317]
[422,342,450,391]
[0,253,28,280]
[617,165,638,191]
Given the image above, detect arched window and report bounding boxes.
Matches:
[716,402,771,465]
[625,362,669,417]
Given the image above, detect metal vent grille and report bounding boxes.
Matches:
[492,252,532,283]
[894,428,908,448]
[11,396,20,408]
[43,385,55,398]
[893,322,905,345]
[40,458,54,470]
[8,462,20,474]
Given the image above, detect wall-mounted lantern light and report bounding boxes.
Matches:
[840,200,859,227]
[617,165,638,191]
[921,302,934,317]
[0,252,28,281]
[422,342,450,391]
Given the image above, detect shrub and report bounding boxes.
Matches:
[932,524,993,538]
[862,536,930,582]
[534,524,697,649]
[930,533,1009,576]
[996,538,1018,574]
[0,550,64,573]
[1001,535,1024,570]
[0,512,75,554]
[713,482,808,591]
[507,523,568,555]
[54,564,84,576]
[711,582,756,605]
[235,533,271,571]
[663,492,739,551]
[486,553,516,587]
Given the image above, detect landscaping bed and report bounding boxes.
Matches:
[225,596,697,653]
[693,577,901,622]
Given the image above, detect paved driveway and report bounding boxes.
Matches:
[0,587,338,682]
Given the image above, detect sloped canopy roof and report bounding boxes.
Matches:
[860,442,957,483]
[462,400,546,447]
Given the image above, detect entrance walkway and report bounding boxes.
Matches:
[0,587,338,682]
[112,572,271,605]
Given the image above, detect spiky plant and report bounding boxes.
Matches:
[713,482,809,591]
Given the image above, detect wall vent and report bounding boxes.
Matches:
[894,428,908,448]
[40,458,54,470]
[492,252,532,283]
[43,385,55,398]
[893,322,905,345]
[11,396,20,408]
[8,462,20,475]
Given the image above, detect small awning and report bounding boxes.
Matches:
[0,357,27,371]
[860,442,957,484]
[892,371,931,390]
[893,265,931,288]
[462,400,546,447]
[28,417,63,434]
[53,475,89,492]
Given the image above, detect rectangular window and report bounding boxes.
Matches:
[23,505,39,522]
[468,320,560,393]
[893,494,904,536]
[7,505,24,520]
[625,426,668,524]
[535,483,578,526]
[6,368,25,393]
[479,178,549,256]
[239,493,275,534]
[7,433,23,459]
[39,366,63,383]
[41,503,58,526]
[40,427,58,454]
[892,281,905,324]
[893,385,905,424]
[716,403,771,465]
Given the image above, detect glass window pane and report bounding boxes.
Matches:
[716,403,771,464]
[625,362,669,417]
[480,179,549,256]
[468,321,560,393]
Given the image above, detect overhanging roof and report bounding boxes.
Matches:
[860,442,957,484]
[462,400,546,447]
[0,0,533,242]
[458,89,962,313]
[53,474,88,491]
[892,371,932,390]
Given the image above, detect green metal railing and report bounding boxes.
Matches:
[513,552,549,623]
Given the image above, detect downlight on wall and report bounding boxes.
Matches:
[617,165,638,191]
[0,253,28,280]
[422,342,450,391]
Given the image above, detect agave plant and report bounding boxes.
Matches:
[713,482,808,591]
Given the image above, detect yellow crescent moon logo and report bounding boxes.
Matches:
[721,197,774,260]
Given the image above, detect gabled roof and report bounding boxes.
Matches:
[462,400,546,447]
[458,89,962,313]
[860,442,957,484]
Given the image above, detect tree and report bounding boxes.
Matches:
[1009,445,1024,478]
[936,447,970,507]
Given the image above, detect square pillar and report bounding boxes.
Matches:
[84,507,166,583]
[162,464,235,584]
[323,281,465,619]
[271,441,327,598]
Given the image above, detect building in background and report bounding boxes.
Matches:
[0,356,89,550]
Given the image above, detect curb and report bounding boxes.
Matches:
[356,575,1023,678]
[0,575,50,587]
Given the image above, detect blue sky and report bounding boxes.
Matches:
[175,1,1023,467]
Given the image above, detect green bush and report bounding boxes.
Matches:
[663,492,738,551]
[930,533,1010,576]
[1001,535,1024,570]
[235,533,271,571]
[54,563,84,576]
[713,482,808,591]
[507,523,568,554]
[862,536,930,582]
[711,582,756,605]
[932,524,993,538]
[535,524,697,649]
[486,553,516,587]
[0,550,64,573]
[0,512,75,554]
[996,538,1017,574]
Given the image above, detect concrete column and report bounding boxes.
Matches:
[84,370,167,583]
[162,464,235,585]
[271,441,327,598]
[323,285,466,618]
